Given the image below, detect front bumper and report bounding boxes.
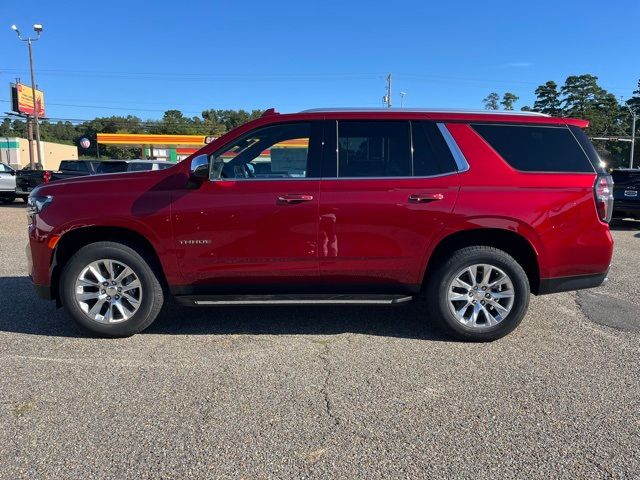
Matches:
[537,271,608,295]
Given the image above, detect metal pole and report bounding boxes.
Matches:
[27,39,43,169]
[27,116,35,169]
[630,113,636,169]
[386,74,392,109]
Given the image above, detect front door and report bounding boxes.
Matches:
[318,120,460,293]
[172,121,324,292]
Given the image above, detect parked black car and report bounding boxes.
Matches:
[612,169,640,219]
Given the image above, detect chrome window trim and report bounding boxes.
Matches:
[210,171,459,182]
[436,123,470,173]
[320,171,459,180]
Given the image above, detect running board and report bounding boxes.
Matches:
[175,294,414,306]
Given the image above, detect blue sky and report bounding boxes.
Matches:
[2,0,638,121]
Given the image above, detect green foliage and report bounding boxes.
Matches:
[0,109,264,160]
[483,92,500,110]
[501,92,519,111]
[533,81,561,116]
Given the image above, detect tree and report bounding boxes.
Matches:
[483,92,500,110]
[201,109,263,132]
[501,92,519,110]
[533,81,562,116]
[561,74,601,117]
[627,79,640,115]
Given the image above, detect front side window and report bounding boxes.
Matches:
[338,121,411,177]
[0,163,11,173]
[211,122,315,179]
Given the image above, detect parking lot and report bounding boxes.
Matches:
[0,203,638,478]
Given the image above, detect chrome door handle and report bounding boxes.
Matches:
[408,193,444,203]
[277,194,314,204]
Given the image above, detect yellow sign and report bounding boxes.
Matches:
[11,83,45,117]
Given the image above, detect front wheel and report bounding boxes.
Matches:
[425,246,530,342]
[59,241,165,337]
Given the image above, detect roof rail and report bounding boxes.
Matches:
[299,107,550,117]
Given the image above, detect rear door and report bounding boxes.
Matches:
[318,120,460,292]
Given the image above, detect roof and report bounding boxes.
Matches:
[300,107,549,117]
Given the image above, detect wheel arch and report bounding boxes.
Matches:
[423,227,542,294]
[51,226,168,303]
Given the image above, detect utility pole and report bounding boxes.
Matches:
[11,23,44,169]
[400,91,406,108]
[630,111,636,169]
[27,117,35,169]
[383,73,392,108]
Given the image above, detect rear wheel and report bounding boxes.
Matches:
[59,241,164,337]
[0,195,15,204]
[426,246,530,341]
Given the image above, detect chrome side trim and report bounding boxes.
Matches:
[437,123,470,173]
[194,296,413,306]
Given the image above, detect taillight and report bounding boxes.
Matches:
[43,171,51,183]
[594,174,613,223]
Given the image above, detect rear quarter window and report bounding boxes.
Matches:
[471,124,595,173]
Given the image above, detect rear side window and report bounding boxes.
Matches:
[569,126,606,173]
[411,121,457,176]
[472,124,594,173]
[338,121,411,177]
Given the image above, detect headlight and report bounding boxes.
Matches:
[27,195,53,216]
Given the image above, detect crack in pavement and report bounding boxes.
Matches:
[316,340,339,427]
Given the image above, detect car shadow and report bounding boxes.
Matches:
[610,218,640,231]
[0,201,26,209]
[0,276,448,341]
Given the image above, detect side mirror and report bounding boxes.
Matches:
[189,155,210,181]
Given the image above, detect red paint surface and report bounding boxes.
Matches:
[28,110,612,294]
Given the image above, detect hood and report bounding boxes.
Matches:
[32,169,176,197]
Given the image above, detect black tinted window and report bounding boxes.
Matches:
[412,121,457,176]
[338,121,411,177]
[96,162,128,174]
[127,162,153,172]
[60,161,87,172]
[568,126,606,173]
[472,124,594,173]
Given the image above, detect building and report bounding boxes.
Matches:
[0,137,78,170]
[97,133,209,162]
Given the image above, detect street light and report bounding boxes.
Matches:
[399,91,407,108]
[10,23,43,169]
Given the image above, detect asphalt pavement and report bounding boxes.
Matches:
[1,202,638,479]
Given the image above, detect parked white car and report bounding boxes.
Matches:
[0,162,19,204]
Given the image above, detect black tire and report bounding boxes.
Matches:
[0,196,15,204]
[425,246,530,342]
[59,241,165,337]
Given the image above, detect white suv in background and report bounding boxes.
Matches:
[0,162,19,204]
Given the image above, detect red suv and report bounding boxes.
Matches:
[26,108,614,341]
